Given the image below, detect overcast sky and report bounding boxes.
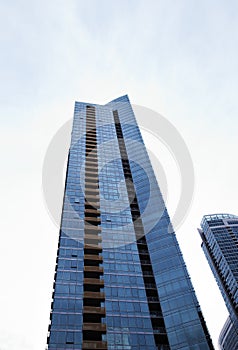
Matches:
[1,1,238,349]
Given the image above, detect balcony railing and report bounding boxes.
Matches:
[84,266,103,273]
[82,341,107,349]
[84,291,105,300]
[83,306,106,314]
[83,323,106,332]
[84,255,103,262]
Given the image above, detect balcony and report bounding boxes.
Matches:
[85,208,101,215]
[84,266,103,273]
[86,134,96,138]
[85,195,99,201]
[84,242,102,250]
[85,166,98,173]
[85,173,98,180]
[84,291,105,300]
[85,159,98,169]
[85,154,98,160]
[84,229,101,236]
[85,179,98,185]
[84,228,101,235]
[85,206,100,215]
[85,150,96,157]
[86,154,97,159]
[85,188,99,195]
[86,126,96,131]
[83,280,104,293]
[85,214,101,220]
[85,148,97,153]
[83,323,106,332]
[85,225,101,232]
[84,244,102,252]
[85,149,97,156]
[82,341,107,349]
[84,239,102,249]
[84,208,101,215]
[85,162,97,168]
[85,174,98,180]
[86,137,97,143]
[85,166,98,171]
[83,306,105,315]
[84,255,103,262]
[85,219,101,227]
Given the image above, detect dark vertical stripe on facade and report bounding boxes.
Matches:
[82,106,107,349]
[113,110,170,350]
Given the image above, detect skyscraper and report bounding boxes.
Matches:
[198,213,238,349]
[47,95,214,349]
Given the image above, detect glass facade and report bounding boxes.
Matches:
[199,213,238,349]
[47,95,214,349]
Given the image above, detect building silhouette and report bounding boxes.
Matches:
[47,95,214,349]
[198,213,238,349]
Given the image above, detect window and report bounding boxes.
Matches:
[66,332,74,344]
[71,261,77,269]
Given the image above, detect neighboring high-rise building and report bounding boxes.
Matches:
[47,95,214,350]
[218,315,238,350]
[198,213,238,349]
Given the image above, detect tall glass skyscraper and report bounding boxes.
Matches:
[47,95,214,350]
[198,213,238,349]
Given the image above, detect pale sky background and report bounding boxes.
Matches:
[1,1,238,349]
